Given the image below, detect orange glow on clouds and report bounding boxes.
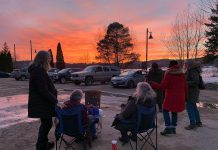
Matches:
[0,0,194,63]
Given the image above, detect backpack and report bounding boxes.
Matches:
[198,75,205,90]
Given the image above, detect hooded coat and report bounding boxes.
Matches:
[28,65,58,118]
[151,65,188,112]
[186,63,201,103]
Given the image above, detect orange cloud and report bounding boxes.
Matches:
[0,0,194,63]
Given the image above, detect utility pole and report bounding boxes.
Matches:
[30,40,33,61]
[13,44,16,68]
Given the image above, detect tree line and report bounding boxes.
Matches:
[0,42,66,72]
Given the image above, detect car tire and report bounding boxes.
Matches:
[127,80,134,89]
[20,76,26,81]
[74,81,81,85]
[60,77,66,84]
[85,77,93,86]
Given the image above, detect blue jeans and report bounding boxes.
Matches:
[163,109,177,128]
[186,102,201,125]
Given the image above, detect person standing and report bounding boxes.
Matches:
[148,62,164,112]
[28,51,58,150]
[185,60,202,130]
[151,60,188,135]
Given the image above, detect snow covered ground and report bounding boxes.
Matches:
[202,66,218,83]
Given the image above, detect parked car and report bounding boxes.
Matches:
[56,68,82,84]
[0,71,10,78]
[111,69,145,88]
[13,68,30,81]
[48,68,59,82]
[71,65,121,85]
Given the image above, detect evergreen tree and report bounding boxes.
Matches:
[96,22,140,67]
[48,49,54,68]
[0,42,13,72]
[56,42,65,69]
[204,3,218,63]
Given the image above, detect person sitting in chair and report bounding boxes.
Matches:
[56,89,98,140]
[113,82,156,144]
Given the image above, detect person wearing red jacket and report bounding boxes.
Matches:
[151,60,188,136]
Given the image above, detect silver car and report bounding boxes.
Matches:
[71,65,121,85]
[111,69,145,88]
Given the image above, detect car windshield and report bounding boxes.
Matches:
[120,70,135,77]
[58,69,69,73]
[83,66,95,72]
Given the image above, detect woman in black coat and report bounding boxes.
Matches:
[28,50,58,150]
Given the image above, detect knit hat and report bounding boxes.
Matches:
[151,62,158,69]
[169,60,178,68]
[70,89,83,101]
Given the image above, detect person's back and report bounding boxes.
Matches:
[113,82,156,144]
[151,60,188,136]
[163,65,187,112]
[185,60,202,130]
[148,62,164,111]
[148,63,164,84]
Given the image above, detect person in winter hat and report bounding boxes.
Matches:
[151,60,188,136]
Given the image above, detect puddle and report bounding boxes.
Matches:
[197,102,218,109]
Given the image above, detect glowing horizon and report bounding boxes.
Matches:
[0,0,201,63]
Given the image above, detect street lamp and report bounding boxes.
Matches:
[145,28,153,81]
[30,40,33,61]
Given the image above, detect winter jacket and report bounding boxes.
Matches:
[28,65,58,118]
[63,100,89,125]
[186,63,201,103]
[148,68,164,105]
[151,65,188,112]
[119,96,154,122]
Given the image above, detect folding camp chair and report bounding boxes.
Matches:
[118,104,157,150]
[55,105,91,150]
[85,90,101,108]
[130,104,158,150]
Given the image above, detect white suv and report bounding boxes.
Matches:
[71,65,121,85]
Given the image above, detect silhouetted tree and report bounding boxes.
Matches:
[0,42,13,72]
[56,42,65,69]
[96,22,140,67]
[204,3,218,63]
[48,49,54,68]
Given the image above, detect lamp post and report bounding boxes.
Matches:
[30,40,33,61]
[145,28,153,81]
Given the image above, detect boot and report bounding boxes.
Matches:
[185,124,196,130]
[171,128,176,134]
[160,128,173,136]
[196,122,202,127]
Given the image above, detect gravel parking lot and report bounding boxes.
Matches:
[0,78,218,150]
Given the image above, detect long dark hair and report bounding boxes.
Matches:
[32,51,50,71]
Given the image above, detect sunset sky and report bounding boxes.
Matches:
[0,0,202,63]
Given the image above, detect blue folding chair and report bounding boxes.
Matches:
[118,103,157,150]
[131,104,158,150]
[55,105,91,150]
